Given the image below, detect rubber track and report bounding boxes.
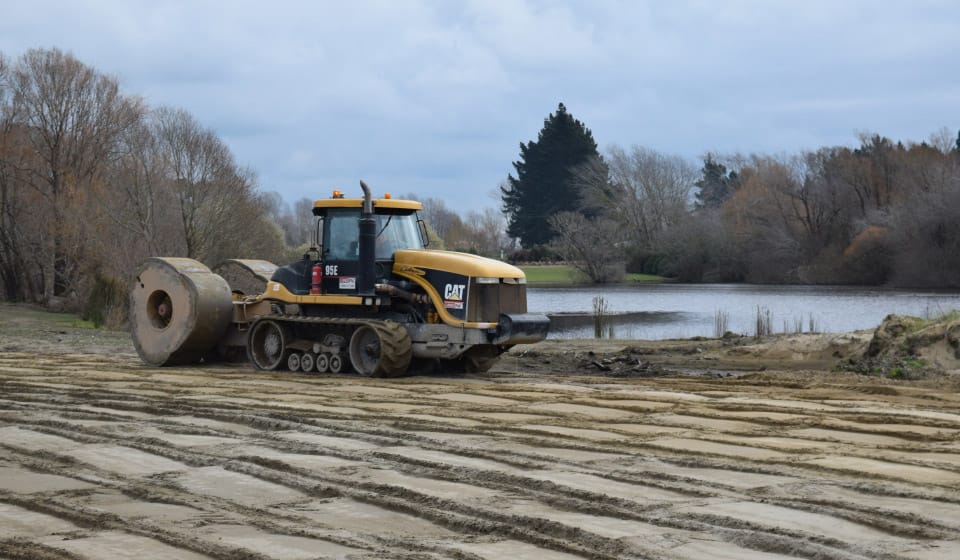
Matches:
[253,315,413,377]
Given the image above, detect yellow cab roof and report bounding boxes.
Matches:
[313,196,422,214]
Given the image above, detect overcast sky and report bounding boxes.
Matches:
[2,0,959,210]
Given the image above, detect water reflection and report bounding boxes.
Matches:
[529,284,960,340]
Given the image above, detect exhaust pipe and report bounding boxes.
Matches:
[359,180,374,216]
[357,180,376,296]
[376,283,430,304]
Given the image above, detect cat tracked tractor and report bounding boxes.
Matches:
[129,182,549,377]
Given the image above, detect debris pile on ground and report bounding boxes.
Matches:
[841,313,960,378]
[503,332,878,377]
[580,349,669,377]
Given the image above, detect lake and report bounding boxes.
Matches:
[528,284,960,340]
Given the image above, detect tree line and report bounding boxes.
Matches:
[501,104,960,288]
[0,48,310,319]
[686,132,960,287]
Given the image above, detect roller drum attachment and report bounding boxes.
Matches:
[130,258,233,366]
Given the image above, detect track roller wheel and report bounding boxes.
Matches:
[287,352,301,372]
[329,354,344,374]
[247,319,290,371]
[316,354,330,373]
[300,353,315,373]
[348,321,412,377]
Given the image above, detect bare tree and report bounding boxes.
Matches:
[289,196,316,247]
[548,212,626,283]
[0,53,20,298]
[261,193,317,249]
[721,158,805,282]
[657,209,743,282]
[151,107,253,262]
[577,146,697,251]
[785,151,852,253]
[100,106,289,269]
[222,178,290,265]
[896,141,958,197]
[927,126,956,155]
[5,48,143,302]
[99,118,173,263]
[883,170,960,287]
[407,195,460,241]
[835,133,902,219]
[0,61,45,299]
[401,193,506,253]
[462,208,510,257]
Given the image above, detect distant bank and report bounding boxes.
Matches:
[519,264,663,286]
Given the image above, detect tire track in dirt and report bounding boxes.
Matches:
[2,352,960,558]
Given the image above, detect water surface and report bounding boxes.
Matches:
[528,284,960,340]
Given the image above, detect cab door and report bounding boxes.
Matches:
[320,208,360,294]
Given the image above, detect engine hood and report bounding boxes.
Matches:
[392,249,525,280]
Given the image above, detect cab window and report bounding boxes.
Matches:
[374,211,424,259]
[323,209,359,261]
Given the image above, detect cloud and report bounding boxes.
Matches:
[2,0,959,212]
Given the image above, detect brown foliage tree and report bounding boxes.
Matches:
[1,48,143,302]
[0,48,293,313]
[668,131,960,286]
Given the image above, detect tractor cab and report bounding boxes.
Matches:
[269,190,427,297]
[316,201,424,295]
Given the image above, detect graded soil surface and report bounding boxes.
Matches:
[2,305,960,559]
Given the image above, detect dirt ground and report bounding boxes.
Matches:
[2,304,960,559]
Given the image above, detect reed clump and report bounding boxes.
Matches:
[754,305,772,338]
[714,309,730,338]
[593,296,608,339]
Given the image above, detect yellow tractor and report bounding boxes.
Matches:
[129,182,549,376]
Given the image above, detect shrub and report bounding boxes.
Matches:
[507,244,560,264]
[82,274,127,328]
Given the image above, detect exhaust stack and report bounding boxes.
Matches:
[357,180,376,296]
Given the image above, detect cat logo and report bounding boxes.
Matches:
[443,283,466,301]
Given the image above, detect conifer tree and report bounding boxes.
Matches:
[500,103,600,247]
[694,154,739,210]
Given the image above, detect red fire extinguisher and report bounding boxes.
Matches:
[310,263,322,295]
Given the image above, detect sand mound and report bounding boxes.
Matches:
[852,314,960,376]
